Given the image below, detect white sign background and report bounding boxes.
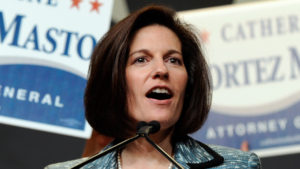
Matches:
[179,0,300,157]
[0,0,113,138]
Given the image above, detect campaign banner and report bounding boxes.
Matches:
[179,0,300,157]
[0,0,113,138]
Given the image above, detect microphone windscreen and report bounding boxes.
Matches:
[148,121,160,134]
[137,121,147,131]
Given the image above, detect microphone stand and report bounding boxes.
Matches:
[71,121,184,169]
[70,135,141,169]
[142,134,184,169]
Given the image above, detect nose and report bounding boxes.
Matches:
[152,60,169,79]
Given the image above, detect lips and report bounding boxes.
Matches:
[146,87,173,100]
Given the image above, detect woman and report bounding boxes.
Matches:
[46,5,261,169]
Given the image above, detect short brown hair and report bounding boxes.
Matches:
[84,5,212,140]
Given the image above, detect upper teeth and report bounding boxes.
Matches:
[152,88,169,94]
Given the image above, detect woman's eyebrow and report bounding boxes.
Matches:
[130,49,182,56]
[129,49,150,56]
[165,50,182,56]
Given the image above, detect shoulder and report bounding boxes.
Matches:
[45,152,117,169]
[44,140,119,169]
[208,144,261,168]
[44,157,88,169]
[176,137,261,168]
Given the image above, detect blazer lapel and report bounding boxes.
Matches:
[174,137,224,169]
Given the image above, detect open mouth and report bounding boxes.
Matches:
[146,88,173,100]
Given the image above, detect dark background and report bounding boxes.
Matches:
[126,0,233,12]
[1,1,299,169]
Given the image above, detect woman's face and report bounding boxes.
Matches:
[126,25,188,130]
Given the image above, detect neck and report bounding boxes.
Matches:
[120,128,174,169]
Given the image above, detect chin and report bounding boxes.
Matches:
[157,119,177,129]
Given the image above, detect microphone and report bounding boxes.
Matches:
[71,121,159,169]
[137,121,160,135]
[136,121,184,169]
[71,121,184,169]
[140,121,184,169]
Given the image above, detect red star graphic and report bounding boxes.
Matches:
[90,0,102,13]
[71,0,82,9]
[200,30,210,44]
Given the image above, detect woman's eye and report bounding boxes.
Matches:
[134,57,147,64]
[168,57,182,65]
